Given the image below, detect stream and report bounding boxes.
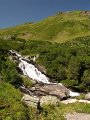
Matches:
[9,50,80,97]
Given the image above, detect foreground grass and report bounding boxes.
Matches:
[39,102,90,120]
[0,81,30,120]
[0,81,90,120]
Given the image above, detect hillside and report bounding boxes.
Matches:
[1,10,90,120]
[0,11,90,43]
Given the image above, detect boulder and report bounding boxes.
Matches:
[85,93,90,100]
[40,95,60,107]
[22,94,60,108]
[30,83,70,100]
[22,94,39,108]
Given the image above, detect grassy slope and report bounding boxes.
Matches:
[0,11,90,43]
[0,81,30,120]
[40,103,90,120]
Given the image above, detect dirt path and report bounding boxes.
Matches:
[65,113,90,120]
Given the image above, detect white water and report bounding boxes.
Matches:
[69,91,80,97]
[19,59,50,84]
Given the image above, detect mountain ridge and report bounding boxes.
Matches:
[0,10,90,43]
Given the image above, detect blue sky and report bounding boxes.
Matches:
[0,0,90,28]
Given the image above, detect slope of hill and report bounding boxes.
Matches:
[1,10,90,120]
[0,11,90,43]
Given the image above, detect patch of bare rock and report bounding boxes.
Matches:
[61,99,90,104]
[65,113,90,120]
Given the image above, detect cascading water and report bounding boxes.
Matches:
[10,50,49,84]
[19,59,50,84]
[10,50,80,97]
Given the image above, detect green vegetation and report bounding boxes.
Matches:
[0,11,90,43]
[40,102,90,120]
[22,76,35,88]
[1,83,90,120]
[0,81,30,120]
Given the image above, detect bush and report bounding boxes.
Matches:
[61,79,78,88]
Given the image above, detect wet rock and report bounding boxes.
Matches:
[85,93,90,100]
[40,95,60,107]
[35,64,46,74]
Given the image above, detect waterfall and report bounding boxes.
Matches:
[9,50,80,97]
[19,59,50,84]
[10,50,49,84]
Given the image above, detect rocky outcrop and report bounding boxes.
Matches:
[85,93,90,100]
[22,94,60,108]
[22,83,70,108]
[30,83,70,100]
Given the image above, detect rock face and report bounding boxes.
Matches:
[30,83,70,100]
[85,93,90,100]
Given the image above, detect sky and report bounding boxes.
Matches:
[0,0,90,28]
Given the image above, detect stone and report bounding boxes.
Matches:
[85,93,90,100]
[40,95,60,107]
[22,94,60,108]
[30,83,70,100]
[22,94,39,108]
[61,99,77,104]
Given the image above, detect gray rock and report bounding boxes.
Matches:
[30,83,70,100]
[85,93,90,100]
[22,94,39,108]
[40,95,60,107]
[22,94,60,108]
